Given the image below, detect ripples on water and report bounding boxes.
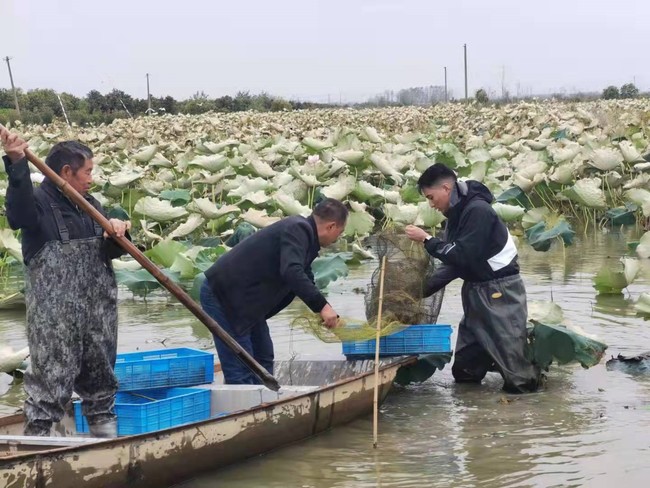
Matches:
[1,229,649,486]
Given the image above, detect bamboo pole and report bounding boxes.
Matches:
[373,255,387,448]
[0,124,280,391]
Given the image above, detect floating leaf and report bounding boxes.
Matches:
[493,203,525,222]
[134,197,189,222]
[522,207,550,229]
[169,253,196,279]
[418,202,446,228]
[604,206,637,226]
[0,229,23,262]
[321,175,356,201]
[132,145,158,163]
[274,193,311,217]
[188,154,229,172]
[159,189,192,207]
[145,240,188,268]
[563,178,607,209]
[108,169,143,188]
[345,209,375,237]
[496,186,527,206]
[168,214,205,239]
[384,203,419,225]
[634,293,650,319]
[593,258,639,295]
[351,243,376,260]
[148,153,173,168]
[525,218,575,252]
[360,127,383,144]
[241,208,281,228]
[636,232,650,259]
[187,198,241,219]
[302,138,332,152]
[528,301,564,325]
[587,148,623,171]
[111,258,142,271]
[311,254,349,289]
[619,141,644,163]
[115,268,181,295]
[334,150,365,166]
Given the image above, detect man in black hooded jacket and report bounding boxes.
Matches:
[406,163,540,393]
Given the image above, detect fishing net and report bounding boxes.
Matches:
[291,230,445,343]
[365,231,444,327]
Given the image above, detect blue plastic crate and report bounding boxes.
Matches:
[75,387,211,436]
[342,324,452,359]
[114,348,214,391]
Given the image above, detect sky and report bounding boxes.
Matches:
[1,0,648,103]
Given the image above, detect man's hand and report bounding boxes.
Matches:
[0,127,28,163]
[405,225,430,243]
[319,303,339,329]
[104,219,132,239]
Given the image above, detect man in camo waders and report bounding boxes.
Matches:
[1,127,131,437]
[406,163,541,393]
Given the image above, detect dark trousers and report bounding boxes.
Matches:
[451,274,540,393]
[200,281,274,384]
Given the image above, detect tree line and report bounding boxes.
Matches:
[0,88,332,126]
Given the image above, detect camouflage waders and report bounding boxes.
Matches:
[23,203,118,436]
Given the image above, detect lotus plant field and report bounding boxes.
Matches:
[1,100,650,312]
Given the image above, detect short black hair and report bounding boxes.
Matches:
[312,198,348,226]
[417,163,457,193]
[45,141,93,175]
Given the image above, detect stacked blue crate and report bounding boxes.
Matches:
[74,348,215,436]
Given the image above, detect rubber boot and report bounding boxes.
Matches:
[88,419,118,438]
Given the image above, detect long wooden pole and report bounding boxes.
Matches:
[0,124,280,392]
[372,255,387,449]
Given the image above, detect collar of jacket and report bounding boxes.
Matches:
[444,180,468,218]
[307,215,321,252]
[42,178,95,208]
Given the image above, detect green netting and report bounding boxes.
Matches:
[291,231,445,342]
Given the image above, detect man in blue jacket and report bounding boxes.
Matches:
[1,127,130,436]
[201,198,347,384]
[406,163,540,393]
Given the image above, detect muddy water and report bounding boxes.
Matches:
[1,228,649,487]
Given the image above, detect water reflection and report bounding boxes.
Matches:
[1,230,650,485]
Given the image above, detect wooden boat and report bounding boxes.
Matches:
[0,356,420,488]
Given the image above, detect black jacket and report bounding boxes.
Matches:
[3,156,126,265]
[424,180,519,293]
[204,215,328,333]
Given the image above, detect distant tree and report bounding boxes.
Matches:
[86,90,106,113]
[475,89,489,104]
[160,95,177,114]
[620,83,639,99]
[214,95,234,112]
[233,91,253,111]
[21,89,59,114]
[270,98,292,112]
[602,86,620,100]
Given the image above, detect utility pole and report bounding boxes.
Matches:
[501,65,506,100]
[463,44,468,100]
[444,66,448,102]
[146,73,152,114]
[55,92,71,126]
[4,56,21,116]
